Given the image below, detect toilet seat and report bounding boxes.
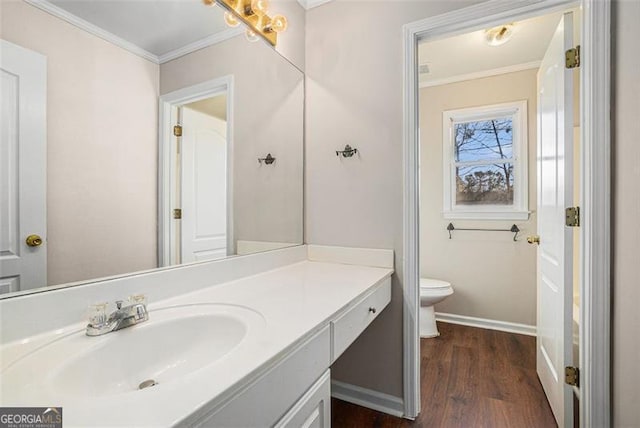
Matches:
[420,278,452,290]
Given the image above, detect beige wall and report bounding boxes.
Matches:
[613,0,640,426]
[160,35,304,248]
[273,0,306,71]
[419,69,538,325]
[305,0,482,398]
[1,1,159,286]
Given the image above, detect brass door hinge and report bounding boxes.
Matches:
[565,45,581,69]
[566,207,580,227]
[565,366,579,387]
[173,125,183,137]
[173,208,182,220]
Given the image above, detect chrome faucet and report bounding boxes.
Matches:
[86,295,149,336]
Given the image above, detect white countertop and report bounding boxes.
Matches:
[0,260,393,427]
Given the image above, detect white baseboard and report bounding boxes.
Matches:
[435,312,536,337]
[331,380,404,417]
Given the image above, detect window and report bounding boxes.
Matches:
[442,101,529,220]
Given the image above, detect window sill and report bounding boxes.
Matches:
[443,210,531,221]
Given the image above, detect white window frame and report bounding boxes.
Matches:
[442,100,529,220]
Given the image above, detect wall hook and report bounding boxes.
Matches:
[258,153,276,165]
[336,144,358,158]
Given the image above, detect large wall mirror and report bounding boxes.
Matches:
[0,0,304,298]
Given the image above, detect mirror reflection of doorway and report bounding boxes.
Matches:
[172,93,230,264]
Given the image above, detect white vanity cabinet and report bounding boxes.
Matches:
[191,277,391,428]
[0,246,395,428]
[190,327,331,427]
[275,370,331,428]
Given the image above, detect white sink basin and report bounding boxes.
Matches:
[1,304,265,401]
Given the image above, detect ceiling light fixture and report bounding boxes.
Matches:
[203,0,288,46]
[484,24,514,47]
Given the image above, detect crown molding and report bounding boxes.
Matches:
[23,0,245,65]
[296,0,333,10]
[24,0,159,63]
[158,27,244,64]
[419,60,541,88]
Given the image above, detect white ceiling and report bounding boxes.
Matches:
[418,12,566,86]
[48,0,229,56]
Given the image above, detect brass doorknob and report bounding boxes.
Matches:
[25,234,43,247]
[527,235,540,245]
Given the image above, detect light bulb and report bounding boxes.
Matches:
[245,29,260,42]
[269,15,288,33]
[224,11,239,27]
[485,24,514,47]
[202,0,215,5]
[251,0,269,15]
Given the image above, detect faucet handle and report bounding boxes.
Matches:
[128,294,147,306]
[87,302,108,326]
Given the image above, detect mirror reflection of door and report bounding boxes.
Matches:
[174,94,229,264]
[0,40,47,294]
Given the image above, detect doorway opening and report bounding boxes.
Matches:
[158,76,234,268]
[402,1,611,426]
[416,8,580,426]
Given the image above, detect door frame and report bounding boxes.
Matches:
[401,1,611,426]
[158,76,235,267]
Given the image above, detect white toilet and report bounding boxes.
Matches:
[419,278,454,338]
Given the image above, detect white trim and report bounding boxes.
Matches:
[331,380,404,418]
[158,76,235,267]
[157,28,243,64]
[580,1,611,427]
[23,0,158,63]
[435,313,537,336]
[442,100,529,220]
[403,0,610,424]
[442,210,531,221]
[402,16,421,421]
[419,61,541,88]
[307,245,394,269]
[296,0,333,10]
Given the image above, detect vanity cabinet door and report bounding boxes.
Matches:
[274,370,330,428]
[191,326,330,428]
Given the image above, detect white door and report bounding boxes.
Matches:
[0,40,47,293]
[536,12,575,428]
[180,106,228,262]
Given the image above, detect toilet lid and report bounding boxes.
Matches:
[420,278,452,290]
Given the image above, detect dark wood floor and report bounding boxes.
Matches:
[332,322,557,428]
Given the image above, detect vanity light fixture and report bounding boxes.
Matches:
[203,0,288,46]
[485,24,514,47]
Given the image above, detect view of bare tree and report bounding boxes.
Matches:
[454,118,514,205]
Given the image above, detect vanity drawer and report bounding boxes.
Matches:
[331,277,391,362]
